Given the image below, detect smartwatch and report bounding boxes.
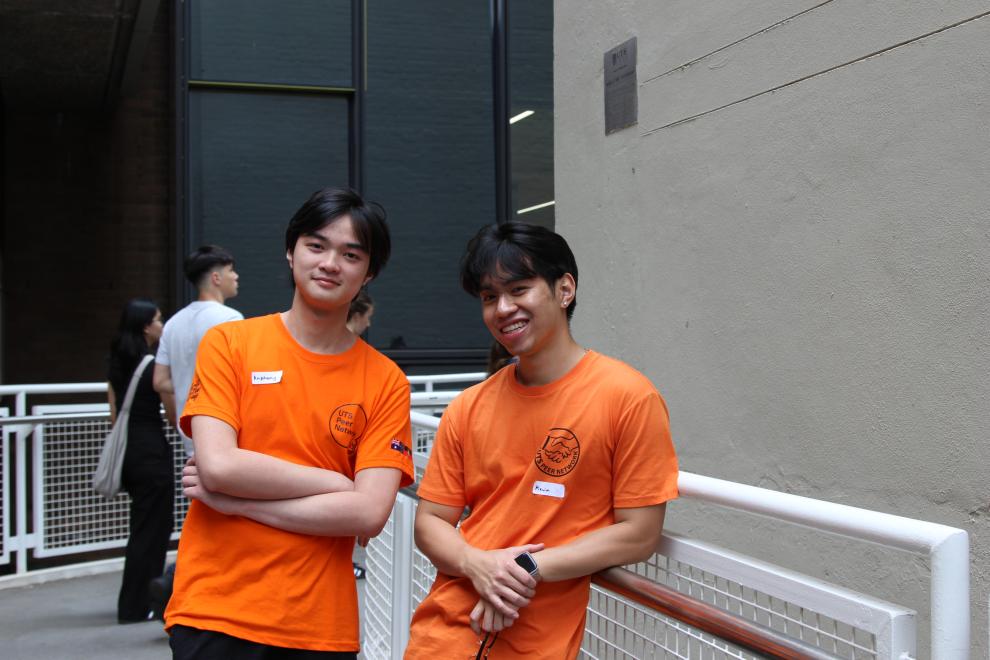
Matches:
[513,551,540,577]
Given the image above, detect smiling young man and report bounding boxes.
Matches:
[163,187,414,659]
[405,222,679,659]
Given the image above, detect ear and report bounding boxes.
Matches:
[286,249,293,269]
[556,273,576,307]
[363,274,373,287]
[211,270,222,287]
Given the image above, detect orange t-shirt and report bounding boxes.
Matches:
[164,314,414,651]
[406,351,678,659]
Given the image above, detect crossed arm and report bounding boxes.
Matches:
[182,415,402,538]
[414,498,666,633]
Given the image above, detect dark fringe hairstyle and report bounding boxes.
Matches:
[460,222,578,320]
[285,187,391,280]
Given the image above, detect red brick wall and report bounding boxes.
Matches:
[1,6,173,385]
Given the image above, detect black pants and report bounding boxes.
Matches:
[170,625,358,660]
[118,422,174,621]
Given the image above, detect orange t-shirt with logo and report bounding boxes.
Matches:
[164,314,414,651]
[406,351,678,659]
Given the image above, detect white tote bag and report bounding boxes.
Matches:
[92,354,155,499]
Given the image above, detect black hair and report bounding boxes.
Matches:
[109,298,159,377]
[285,187,391,280]
[460,222,579,320]
[347,289,374,321]
[184,245,235,287]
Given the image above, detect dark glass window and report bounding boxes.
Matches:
[188,91,349,318]
[190,0,352,87]
[179,0,554,363]
[509,3,554,229]
[363,0,494,351]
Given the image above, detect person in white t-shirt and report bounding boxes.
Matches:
[154,245,243,456]
[149,245,242,618]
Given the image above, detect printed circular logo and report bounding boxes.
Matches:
[534,427,580,477]
[329,404,367,452]
[187,377,202,402]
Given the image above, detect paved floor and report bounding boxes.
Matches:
[0,571,171,660]
[0,548,370,660]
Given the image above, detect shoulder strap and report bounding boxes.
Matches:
[118,354,155,415]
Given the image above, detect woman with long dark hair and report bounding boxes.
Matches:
[107,298,173,623]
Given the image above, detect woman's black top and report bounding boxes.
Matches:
[108,354,162,426]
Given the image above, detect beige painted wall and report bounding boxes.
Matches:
[554,1,990,656]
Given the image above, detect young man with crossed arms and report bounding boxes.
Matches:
[406,222,679,658]
[164,188,414,659]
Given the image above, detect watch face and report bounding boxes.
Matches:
[514,552,538,574]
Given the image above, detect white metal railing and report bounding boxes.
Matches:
[0,375,485,577]
[361,412,971,659]
[0,406,190,575]
[407,373,486,393]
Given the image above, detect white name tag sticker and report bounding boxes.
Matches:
[532,480,565,499]
[251,371,283,385]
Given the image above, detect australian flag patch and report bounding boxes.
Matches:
[390,438,412,456]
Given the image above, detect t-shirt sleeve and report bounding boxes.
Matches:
[612,390,679,508]
[179,326,241,438]
[155,324,171,366]
[416,399,467,508]
[354,371,415,488]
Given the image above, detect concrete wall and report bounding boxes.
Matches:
[555,1,990,655]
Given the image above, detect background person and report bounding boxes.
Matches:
[154,245,242,456]
[485,340,515,376]
[346,288,374,336]
[107,298,173,623]
[347,287,375,580]
[149,245,242,618]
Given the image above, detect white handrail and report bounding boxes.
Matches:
[0,383,108,395]
[406,373,485,385]
[678,472,968,657]
[0,373,485,397]
[0,413,108,425]
[411,411,441,428]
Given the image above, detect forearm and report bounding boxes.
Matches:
[536,510,664,582]
[200,447,354,500]
[414,511,476,577]
[191,467,402,537]
[160,391,177,428]
[231,490,389,537]
[414,505,542,618]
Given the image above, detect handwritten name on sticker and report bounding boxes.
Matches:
[252,371,283,385]
[532,480,565,499]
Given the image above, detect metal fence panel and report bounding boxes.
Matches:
[364,507,397,660]
[25,405,187,559]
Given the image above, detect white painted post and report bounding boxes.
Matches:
[390,494,415,659]
[14,432,27,574]
[929,530,969,657]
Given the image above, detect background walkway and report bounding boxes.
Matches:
[0,548,370,660]
[0,571,170,660]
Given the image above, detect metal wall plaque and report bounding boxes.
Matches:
[604,37,638,134]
